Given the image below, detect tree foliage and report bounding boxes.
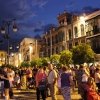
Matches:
[50,54,60,65]
[42,57,50,66]
[71,43,95,64]
[2,64,16,69]
[30,58,42,67]
[21,62,30,67]
[60,50,72,65]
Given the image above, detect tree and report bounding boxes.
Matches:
[42,57,50,66]
[2,64,15,70]
[21,61,30,67]
[59,50,72,65]
[71,43,95,64]
[30,58,43,67]
[50,54,60,66]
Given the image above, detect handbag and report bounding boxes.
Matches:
[38,81,47,91]
[57,75,61,88]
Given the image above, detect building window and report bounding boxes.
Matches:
[69,43,72,49]
[52,48,54,54]
[68,29,72,40]
[74,27,78,38]
[62,46,65,51]
[93,25,98,34]
[81,40,85,43]
[92,37,100,54]
[56,47,58,54]
[1,54,3,57]
[40,48,42,52]
[52,36,54,45]
[81,24,84,36]
[48,49,50,57]
[58,31,65,42]
[48,38,50,46]
[55,35,58,43]
[75,42,78,46]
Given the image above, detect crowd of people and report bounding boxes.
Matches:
[0,63,100,100]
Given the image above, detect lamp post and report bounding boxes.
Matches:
[10,42,19,54]
[1,19,17,64]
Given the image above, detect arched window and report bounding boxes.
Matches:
[52,36,54,45]
[62,46,65,51]
[48,38,50,46]
[48,49,50,57]
[81,24,84,36]
[52,48,54,54]
[74,27,78,37]
[68,29,71,39]
[55,35,58,43]
[56,47,58,54]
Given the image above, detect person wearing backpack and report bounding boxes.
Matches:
[36,66,47,100]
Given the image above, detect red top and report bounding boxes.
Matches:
[36,72,46,87]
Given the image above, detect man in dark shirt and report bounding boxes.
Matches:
[32,65,38,78]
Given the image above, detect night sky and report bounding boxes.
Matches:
[0,0,100,51]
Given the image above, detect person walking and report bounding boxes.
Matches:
[47,64,57,100]
[0,66,10,100]
[60,66,74,100]
[36,66,47,100]
[75,64,85,94]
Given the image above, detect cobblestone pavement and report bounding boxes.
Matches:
[0,88,82,100]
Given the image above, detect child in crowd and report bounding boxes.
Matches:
[14,73,20,89]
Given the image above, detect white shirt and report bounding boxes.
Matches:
[47,70,57,84]
[95,72,100,83]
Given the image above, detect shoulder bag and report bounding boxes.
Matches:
[57,74,61,88]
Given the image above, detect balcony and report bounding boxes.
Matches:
[86,28,100,37]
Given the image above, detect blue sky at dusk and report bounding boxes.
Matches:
[0,0,100,50]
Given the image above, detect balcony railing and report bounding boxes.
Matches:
[86,28,100,36]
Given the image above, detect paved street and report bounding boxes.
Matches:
[0,88,82,100]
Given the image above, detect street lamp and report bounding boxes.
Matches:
[10,42,19,52]
[1,19,17,64]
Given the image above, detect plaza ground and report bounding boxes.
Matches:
[0,88,82,100]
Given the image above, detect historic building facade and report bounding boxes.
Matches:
[85,10,100,61]
[40,9,100,61]
[0,50,7,66]
[19,38,41,63]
